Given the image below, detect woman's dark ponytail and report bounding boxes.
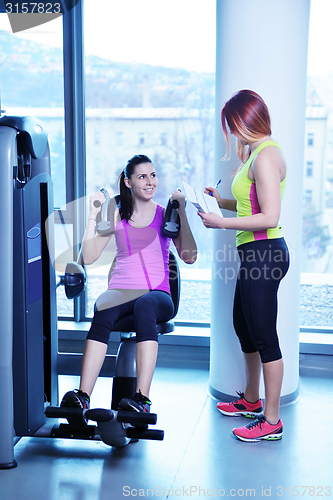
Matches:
[118,154,152,222]
[119,170,133,221]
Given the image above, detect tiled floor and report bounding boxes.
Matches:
[1,353,332,500]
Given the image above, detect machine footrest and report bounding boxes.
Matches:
[126,427,164,441]
[51,423,97,440]
[117,410,157,426]
[46,406,84,419]
[45,406,164,444]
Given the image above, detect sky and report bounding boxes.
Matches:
[307,0,333,75]
[0,0,332,76]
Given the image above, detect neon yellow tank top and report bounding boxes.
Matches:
[231,141,286,247]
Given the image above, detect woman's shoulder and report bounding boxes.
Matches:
[155,203,165,221]
[253,141,285,165]
[153,203,169,233]
[251,142,286,181]
[251,139,279,156]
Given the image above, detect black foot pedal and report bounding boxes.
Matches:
[51,423,97,440]
[117,410,157,426]
[126,428,164,441]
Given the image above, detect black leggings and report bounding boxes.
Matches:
[87,290,174,345]
[233,238,289,363]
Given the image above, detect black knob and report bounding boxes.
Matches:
[93,200,101,208]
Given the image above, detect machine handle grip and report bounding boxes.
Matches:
[162,195,181,238]
[93,187,108,208]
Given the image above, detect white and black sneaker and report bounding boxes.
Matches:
[118,390,151,414]
[60,389,90,429]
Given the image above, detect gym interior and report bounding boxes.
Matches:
[0,1,333,499]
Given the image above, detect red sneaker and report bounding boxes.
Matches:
[217,392,263,418]
[233,415,283,442]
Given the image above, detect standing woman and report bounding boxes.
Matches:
[199,90,289,442]
[61,154,197,424]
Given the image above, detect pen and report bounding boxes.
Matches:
[209,179,221,195]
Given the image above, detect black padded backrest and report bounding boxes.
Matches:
[168,250,180,319]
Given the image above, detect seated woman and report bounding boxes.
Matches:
[61,154,197,420]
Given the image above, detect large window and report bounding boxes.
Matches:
[3,2,332,339]
[301,0,333,331]
[83,0,216,323]
[0,13,70,315]
[0,15,65,208]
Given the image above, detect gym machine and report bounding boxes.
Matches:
[46,189,181,446]
[0,117,181,467]
[0,115,57,468]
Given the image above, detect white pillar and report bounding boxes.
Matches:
[209,0,310,404]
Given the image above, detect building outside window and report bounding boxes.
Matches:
[139,132,145,145]
[306,161,313,177]
[305,189,313,203]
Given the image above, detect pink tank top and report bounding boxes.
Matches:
[108,204,171,294]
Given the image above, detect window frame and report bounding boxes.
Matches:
[56,1,87,321]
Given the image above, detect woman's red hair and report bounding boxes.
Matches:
[221,90,272,162]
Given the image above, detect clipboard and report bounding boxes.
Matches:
[182,180,222,217]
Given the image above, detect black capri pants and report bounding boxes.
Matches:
[233,237,290,364]
[87,289,174,345]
